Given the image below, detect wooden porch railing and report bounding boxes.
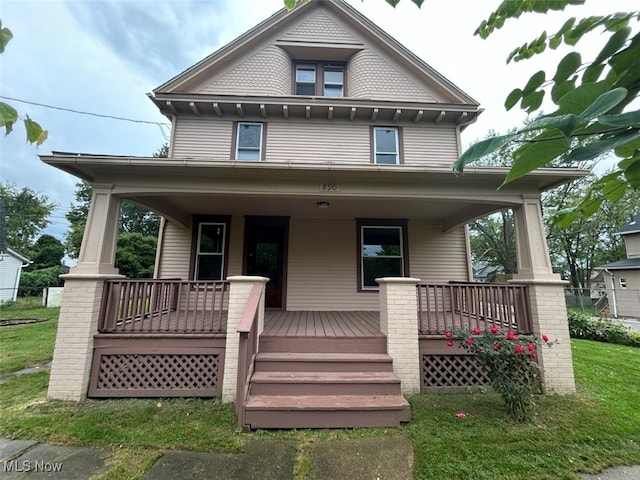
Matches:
[236,283,264,428]
[417,282,532,335]
[99,279,229,334]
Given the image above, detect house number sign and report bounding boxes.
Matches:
[320,183,339,191]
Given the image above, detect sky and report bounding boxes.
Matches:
[1,0,638,245]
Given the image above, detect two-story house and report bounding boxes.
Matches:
[41,0,582,429]
[596,213,640,318]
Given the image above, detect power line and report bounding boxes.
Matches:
[0,95,171,140]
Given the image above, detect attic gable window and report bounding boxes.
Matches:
[294,62,344,97]
[234,122,264,161]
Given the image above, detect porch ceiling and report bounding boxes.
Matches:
[40,153,587,230]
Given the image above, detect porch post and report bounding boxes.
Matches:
[512,196,575,394]
[377,277,421,394]
[48,186,124,401]
[221,276,268,403]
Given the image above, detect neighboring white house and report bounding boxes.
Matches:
[0,248,31,304]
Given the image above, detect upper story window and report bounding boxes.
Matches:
[619,277,627,289]
[294,62,344,97]
[235,122,264,161]
[373,127,400,164]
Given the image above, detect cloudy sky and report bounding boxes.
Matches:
[1,0,637,244]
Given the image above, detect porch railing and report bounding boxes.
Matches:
[417,282,532,335]
[236,283,264,428]
[99,279,229,334]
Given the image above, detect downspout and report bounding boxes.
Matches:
[14,259,32,302]
[604,269,618,319]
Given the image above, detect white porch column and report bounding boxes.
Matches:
[377,277,421,394]
[512,196,575,394]
[48,186,124,401]
[222,276,268,403]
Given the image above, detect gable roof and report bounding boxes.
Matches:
[616,213,640,235]
[595,258,640,271]
[1,247,30,263]
[152,0,478,106]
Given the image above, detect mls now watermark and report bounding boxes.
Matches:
[3,459,63,473]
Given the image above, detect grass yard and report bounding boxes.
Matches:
[0,309,638,479]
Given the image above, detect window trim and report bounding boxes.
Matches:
[232,122,266,161]
[356,218,410,292]
[371,126,403,165]
[293,61,346,97]
[619,277,627,289]
[189,216,231,281]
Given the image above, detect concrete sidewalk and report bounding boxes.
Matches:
[1,437,414,479]
[2,437,639,479]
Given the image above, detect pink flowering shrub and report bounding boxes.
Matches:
[447,326,555,422]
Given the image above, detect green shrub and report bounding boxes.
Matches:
[18,266,65,297]
[567,310,638,347]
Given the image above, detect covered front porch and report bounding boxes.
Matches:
[41,154,580,428]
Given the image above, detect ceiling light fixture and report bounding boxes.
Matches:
[316,201,330,208]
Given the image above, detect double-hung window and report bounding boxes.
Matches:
[235,122,263,161]
[194,222,226,281]
[295,62,344,96]
[373,127,400,164]
[357,220,408,291]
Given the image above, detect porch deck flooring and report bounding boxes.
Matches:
[263,311,382,338]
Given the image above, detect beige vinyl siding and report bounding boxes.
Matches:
[197,45,291,96]
[157,221,192,279]
[287,218,378,311]
[172,117,232,158]
[157,217,244,280]
[408,222,470,283]
[624,235,640,258]
[348,50,436,102]
[279,9,361,45]
[266,121,370,164]
[606,271,640,318]
[403,125,459,166]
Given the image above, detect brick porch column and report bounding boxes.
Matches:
[48,186,124,401]
[512,196,575,394]
[377,277,421,394]
[221,276,268,403]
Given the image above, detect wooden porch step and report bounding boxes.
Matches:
[250,371,401,395]
[258,336,386,354]
[244,394,411,429]
[255,352,394,372]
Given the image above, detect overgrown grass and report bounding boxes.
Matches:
[0,296,60,321]
[0,317,639,479]
[0,319,57,375]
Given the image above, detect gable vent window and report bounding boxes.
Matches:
[235,122,264,161]
[295,62,344,97]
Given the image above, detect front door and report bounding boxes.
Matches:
[244,217,288,309]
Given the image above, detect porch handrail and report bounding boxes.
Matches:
[99,279,229,334]
[417,282,532,335]
[236,283,264,428]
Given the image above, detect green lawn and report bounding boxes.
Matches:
[0,312,638,480]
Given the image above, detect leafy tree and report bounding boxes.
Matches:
[469,210,517,279]
[0,20,47,144]
[544,174,640,289]
[115,232,157,278]
[452,2,640,223]
[0,183,55,256]
[30,234,64,270]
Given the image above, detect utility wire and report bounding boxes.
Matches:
[0,95,171,140]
